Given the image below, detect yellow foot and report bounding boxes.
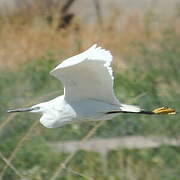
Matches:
[153,107,176,114]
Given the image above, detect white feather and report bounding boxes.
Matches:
[50,44,120,105]
[120,104,141,112]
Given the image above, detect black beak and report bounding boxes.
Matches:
[7,107,37,113]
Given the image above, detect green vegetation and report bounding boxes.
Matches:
[0,27,179,179]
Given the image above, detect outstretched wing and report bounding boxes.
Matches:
[50,44,120,105]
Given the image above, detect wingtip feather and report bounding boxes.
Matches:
[50,44,113,76]
[87,44,113,63]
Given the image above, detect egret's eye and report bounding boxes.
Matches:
[31,106,40,111]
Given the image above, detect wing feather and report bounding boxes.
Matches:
[50,44,120,105]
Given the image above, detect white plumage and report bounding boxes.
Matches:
[50,44,119,105]
[8,44,143,128]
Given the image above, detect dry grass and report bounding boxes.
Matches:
[1,5,179,68]
[0,151,23,180]
[50,120,105,180]
[0,121,39,179]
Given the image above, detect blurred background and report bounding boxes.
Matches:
[0,0,180,179]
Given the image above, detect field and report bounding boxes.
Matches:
[0,1,180,180]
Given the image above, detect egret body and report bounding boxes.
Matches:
[7,45,176,128]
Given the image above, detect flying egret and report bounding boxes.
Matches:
[7,44,176,128]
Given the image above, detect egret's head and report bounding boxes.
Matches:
[7,103,47,114]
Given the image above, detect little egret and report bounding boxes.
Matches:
[7,44,176,128]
